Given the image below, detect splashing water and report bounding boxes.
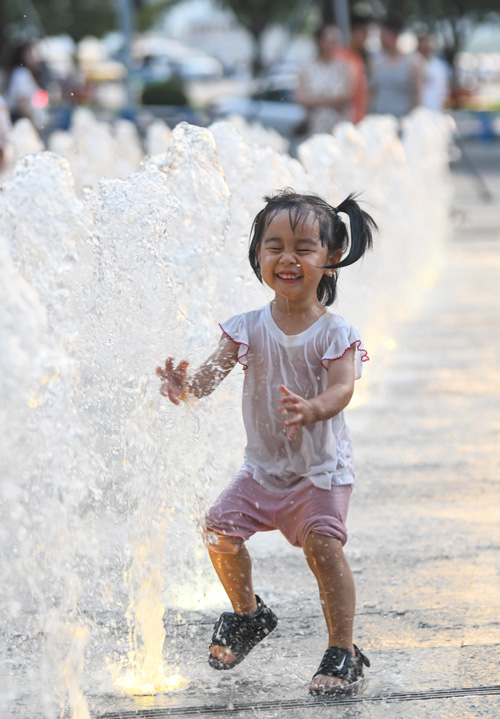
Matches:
[0,108,453,717]
[114,553,188,696]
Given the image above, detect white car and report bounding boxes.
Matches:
[133,35,223,82]
[212,76,306,137]
[172,53,224,82]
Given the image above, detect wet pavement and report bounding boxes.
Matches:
[96,139,500,718]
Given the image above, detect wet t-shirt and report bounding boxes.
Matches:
[220,304,368,492]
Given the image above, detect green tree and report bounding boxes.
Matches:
[217,0,303,75]
[136,1,173,33]
[380,0,500,68]
[3,0,117,43]
[1,0,175,58]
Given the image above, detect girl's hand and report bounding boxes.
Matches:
[156,358,189,405]
[278,385,315,441]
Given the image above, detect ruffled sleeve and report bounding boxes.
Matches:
[219,314,249,370]
[321,323,369,379]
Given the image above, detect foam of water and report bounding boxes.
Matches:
[0,108,453,717]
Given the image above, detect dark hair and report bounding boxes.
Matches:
[350,11,372,30]
[314,24,328,41]
[248,190,376,306]
[380,13,405,34]
[8,41,32,71]
[314,24,341,43]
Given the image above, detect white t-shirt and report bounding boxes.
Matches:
[7,67,40,113]
[220,304,368,492]
[421,56,450,111]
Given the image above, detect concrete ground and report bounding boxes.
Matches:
[97,139,500,718]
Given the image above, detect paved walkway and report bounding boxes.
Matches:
[98,140,500,718]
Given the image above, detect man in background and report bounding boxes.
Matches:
[336,12,372,123]
[417,31,451,111]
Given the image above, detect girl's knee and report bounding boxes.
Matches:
[299,520,348,549]
[202,528,244,554]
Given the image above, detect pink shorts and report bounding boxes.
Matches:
[203,471,352,554]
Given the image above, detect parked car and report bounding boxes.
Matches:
[211,75,306,137]
[132,35,223,82]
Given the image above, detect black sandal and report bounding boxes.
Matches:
[309,644,370,695]
[208,595,278,670]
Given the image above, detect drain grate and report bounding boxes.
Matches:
[97,684,500,718]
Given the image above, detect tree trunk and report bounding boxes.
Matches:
[321,0,334,25]
[250,31,264,77]
[439,16,471,108]
[71,0,87,41]
[0,1,8,69]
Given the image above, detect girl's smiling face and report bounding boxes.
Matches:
[256,210,341,307]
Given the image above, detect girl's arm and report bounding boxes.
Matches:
[278,345,356,441]
[156,333,239,405]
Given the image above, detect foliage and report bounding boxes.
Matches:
[218,0,299,38]
[136,1,173,33]
[381,0,500,22]
[141,77,188,105]
[1,0,176,47]
[379,0,500,65]
[4,0,117,42]
[216,0,301,74]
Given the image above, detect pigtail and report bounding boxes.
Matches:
[326,193,377,270]
[249,206,268,283]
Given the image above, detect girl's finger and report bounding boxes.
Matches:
[280,405,299,416]
[278,404,295,414]
[160,382,169,397]
[286,426,298,441]
[168,386,180,405]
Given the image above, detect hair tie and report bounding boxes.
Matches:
[333,206,339,214]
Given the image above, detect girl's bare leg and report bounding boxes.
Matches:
[208,545,258,663]
[303,532,356,691]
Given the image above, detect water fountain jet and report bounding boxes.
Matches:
[0,109,453,717]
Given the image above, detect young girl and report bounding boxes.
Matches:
[157,190,376,694]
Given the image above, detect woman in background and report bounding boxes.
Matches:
[295,25,355,135]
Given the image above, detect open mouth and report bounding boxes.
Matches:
[276,273,302,282]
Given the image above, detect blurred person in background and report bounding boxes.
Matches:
[417,31,451,111]
[295,24,355,135]
[6,41,44,125]
[336,12,372,124]
[0,94,12,171]
[369,14,422,118]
